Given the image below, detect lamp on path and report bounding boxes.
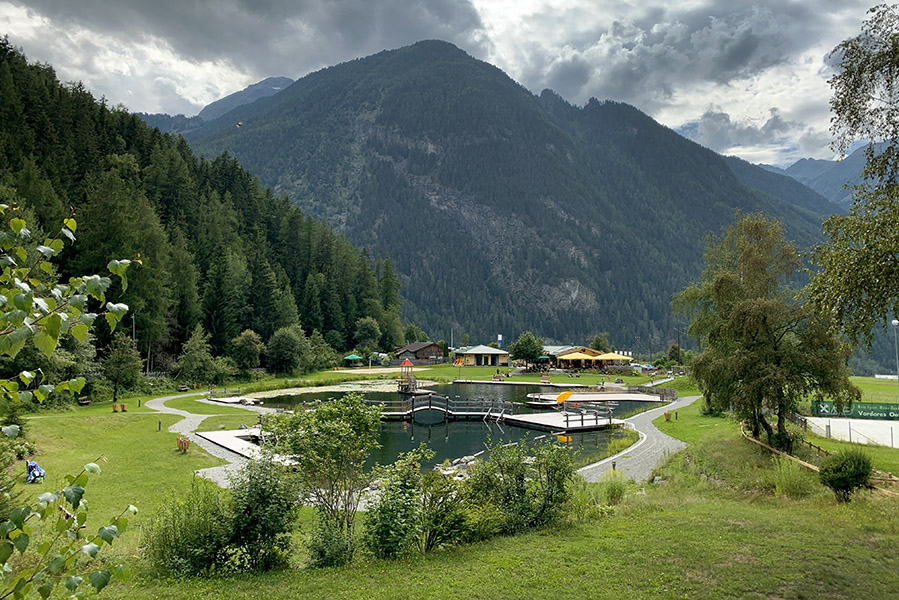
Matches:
[892,319,899,399]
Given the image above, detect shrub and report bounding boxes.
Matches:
[418,471,467,552]
[144,478,231,575]
[465,441,531,533]
[306,520,353,568]
[771,456,816,499]
[460,502,504,544]
[819,449,873,502]
[363,447,428,559]
[530,440,576,526]
[598,469,628,506]
[229,458,300,571]
[465,439,575,534]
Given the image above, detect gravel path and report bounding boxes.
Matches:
[144,394,276,487]
[579,395,700,483]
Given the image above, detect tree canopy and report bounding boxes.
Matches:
[676,213,858,450]
[809,4,899,347]
[509,331,544,364]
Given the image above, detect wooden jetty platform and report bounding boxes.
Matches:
[525,391,662,403]
[368,393,623,433]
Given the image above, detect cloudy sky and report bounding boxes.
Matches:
[1,0,873,166]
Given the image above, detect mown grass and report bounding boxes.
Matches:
[20,386,899,599]
[162,396,256,415]
[851,376,899,403]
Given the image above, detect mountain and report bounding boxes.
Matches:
[0,39,399,365]
[198,76,294,122]
[722,155,843,215]
[769,145,874,208]
[135,112,204,134]
[184,40,836,348]
[135,77,295,135]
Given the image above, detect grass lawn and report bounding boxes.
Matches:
[162,396,257,415]
[18,385,899,599]
[851,376,899,403]
[415,363,652,387]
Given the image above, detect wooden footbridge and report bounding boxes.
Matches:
[367,392,624,433]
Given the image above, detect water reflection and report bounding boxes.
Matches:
[261,382,660,469]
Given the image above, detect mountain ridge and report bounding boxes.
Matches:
[183,40,837,347]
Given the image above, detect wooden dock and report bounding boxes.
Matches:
[525,391,661,403]
[368,393,624,433]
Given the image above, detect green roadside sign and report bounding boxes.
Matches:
[812,401,899,420]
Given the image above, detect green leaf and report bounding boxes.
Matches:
[105,302,128,317]
[9,506,29,529]
[63,484,85,509]
[88,570,110,592]
[97,525,117,544]
[65,576,82,592]
[64,218,76,232]
[18,371,34,385]
[37,492,59,504]
[70,377,86,394]
[113,516,128,534]
[2,425,20,439]
[60,227,76,243]
[112,563,130,582]
[44,313,62,339]
[84,463,101,474]
[80,542,99,558]
[48,555,66,574]
[13,532,28,554]
[71,323,89,343]
[82,275,110,301]
[37,582,52,599]
[36,245,54,258]
[127,504,138,515]
[39,261,53,275]
[38,384,54,400]
[33,330,58,357]
[9,218,25,234]
[0,540,13,565]
[17,391,32,404]
[49,238,64,254]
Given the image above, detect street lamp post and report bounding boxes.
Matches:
[892,319,899,399]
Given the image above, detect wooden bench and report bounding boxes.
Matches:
[540,375,551,384]
[177,437,191,452]
[77,396,90,406]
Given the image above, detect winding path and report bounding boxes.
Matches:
[578,395,701,483]
[144,390,701,487]
[144,394,275,487]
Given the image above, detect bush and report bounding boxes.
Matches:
[464,439,575,534]
[418,471,467,552]
[465,441,531,533]
[363,448,427,559]
[306,520,354,568]
[819,449,873,502]
[144,478,231,575]
[229,458,300,571]
[770,456,816,499]
[598,469,628,506]
[530,440,576,526]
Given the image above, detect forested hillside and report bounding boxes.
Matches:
[0,39,403,372]
[187,40,834,348]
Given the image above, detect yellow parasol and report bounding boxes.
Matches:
[556,391,572,403]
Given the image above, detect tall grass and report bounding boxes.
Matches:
[770,456,817,499]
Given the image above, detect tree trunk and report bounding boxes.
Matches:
[776,401,792,453]
[759,412,775,446]
[113,380,119,404]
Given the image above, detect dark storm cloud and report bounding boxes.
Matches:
[13,0,489,80]
[517,1,851,110]
[680,107,833,164]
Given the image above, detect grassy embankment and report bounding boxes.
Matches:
[19,373,899,599]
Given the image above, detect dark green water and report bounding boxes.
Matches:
[260,382,660,469]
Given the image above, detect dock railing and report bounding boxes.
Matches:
[368,393,516,419]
